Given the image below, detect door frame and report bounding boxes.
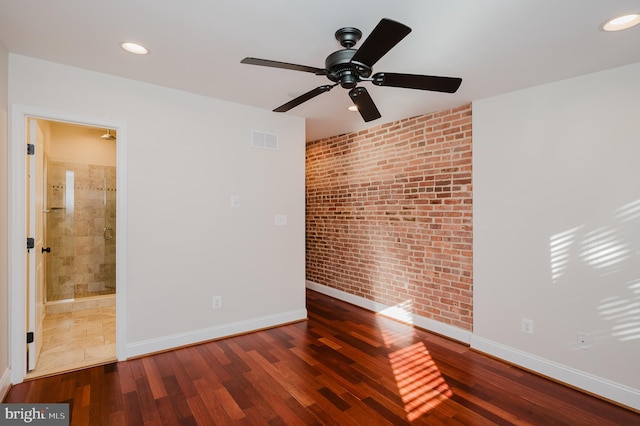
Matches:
[9,104,128,383]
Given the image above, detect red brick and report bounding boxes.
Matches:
[306,104,473,330]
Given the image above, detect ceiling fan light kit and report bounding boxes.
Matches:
[241,18,462,123]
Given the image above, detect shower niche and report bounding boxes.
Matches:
[44,122,116,301]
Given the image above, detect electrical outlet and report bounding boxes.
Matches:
[231,196,240,208]
[212,296,222,309]
[275,214,287,226]
[521,317,534,335]
[577,332,590,349]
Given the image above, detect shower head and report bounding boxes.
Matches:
[101,129,116,140]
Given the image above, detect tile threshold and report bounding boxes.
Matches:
[25,357,117,381]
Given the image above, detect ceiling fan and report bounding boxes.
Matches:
[241,18,462,122]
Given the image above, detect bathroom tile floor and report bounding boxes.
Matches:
[26,306,116,379]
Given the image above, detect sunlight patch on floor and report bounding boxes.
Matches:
[388,342,453,421]
[377,300,452,421]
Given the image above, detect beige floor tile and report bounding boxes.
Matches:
[85,343,116,361]
[47,329,90,344]
[27,305,116,379]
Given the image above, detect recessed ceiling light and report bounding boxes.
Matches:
[121,42,148,55]
[602,13,640,31]
[348,105,358,112]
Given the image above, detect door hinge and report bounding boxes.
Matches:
[27,237,35,251]
[27,143,35,155]
[26,332,34,344]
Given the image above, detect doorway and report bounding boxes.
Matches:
[27,119,117,378]
[8,106,127,384]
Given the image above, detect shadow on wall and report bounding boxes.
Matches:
[549,199,640,345]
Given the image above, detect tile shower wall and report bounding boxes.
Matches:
[46,160,116,301]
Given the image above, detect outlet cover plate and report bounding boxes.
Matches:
[212,296,222,309]
[521,317,534,335]
[275,215,287,226]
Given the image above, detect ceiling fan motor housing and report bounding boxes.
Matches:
[325,27,372,89]
[325,48,372,88]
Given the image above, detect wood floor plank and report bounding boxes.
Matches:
[307,390,363,426]
[70,384,90,425]
[154,350,198,398]
[106,410,125,425]
[185,394,215,425]
[113,359,136,395]
[213,384,246,421]
[103,364,124,416]
[192,377,235,425]
[55,375,76,402]
[88,366,106,423]
[173,346,205,382]
[445,380,530,425]
[154,395,186,425]
[141,356,168,400]
[134,376,161,424]
[242,367,309,425]
[362,396,411,425]
[4,289,639,425]
[193,344,231,385]
[246,349,318,408]
[122,390,144,426]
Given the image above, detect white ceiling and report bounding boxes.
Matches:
[1,1,639,141]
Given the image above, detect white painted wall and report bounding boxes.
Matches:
[8,55,306,359]
[473,61,640,408]
[0,43,10,398]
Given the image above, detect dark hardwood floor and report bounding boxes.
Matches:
[4,290,639,425]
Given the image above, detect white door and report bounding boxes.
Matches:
[26,118,45,371]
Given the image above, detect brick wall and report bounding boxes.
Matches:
[306,104,473,330]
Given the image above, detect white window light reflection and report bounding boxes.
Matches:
[580,227,630,269]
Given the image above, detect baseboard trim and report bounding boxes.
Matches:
[306,280,472,345]
[125,309,307,359]
[0,367,11,402]
[471,335,640,411]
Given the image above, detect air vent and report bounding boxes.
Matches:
[251,131,278,150]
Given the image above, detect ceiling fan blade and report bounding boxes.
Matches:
[348,87,381,122]
[372,72,462,93]
[273,85,334,112]
[350,18,411,68]
[241,57,326,75]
